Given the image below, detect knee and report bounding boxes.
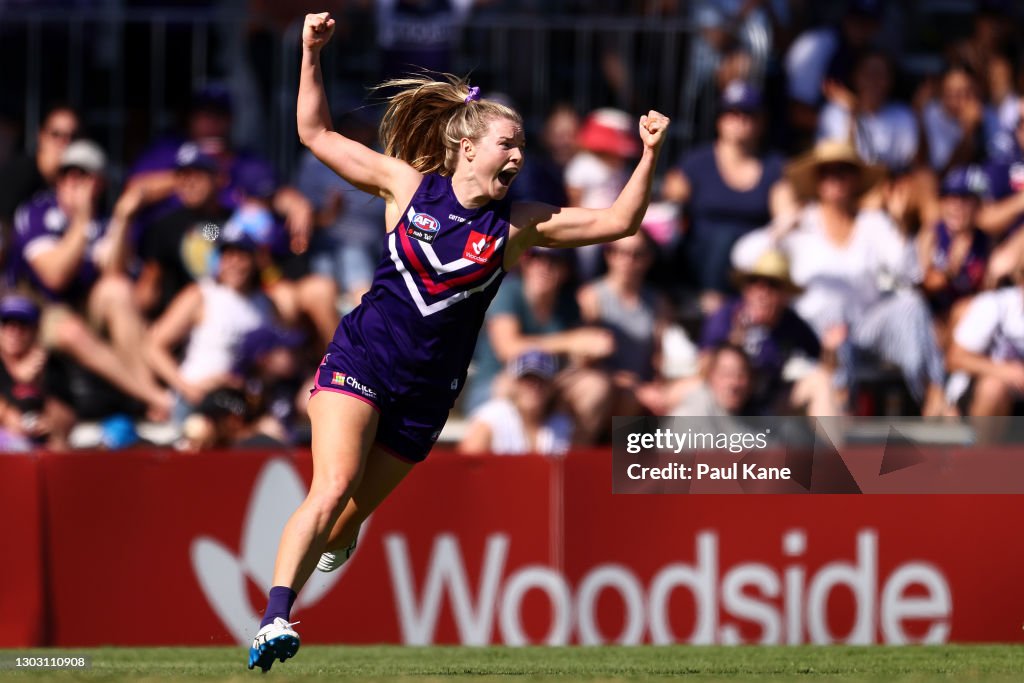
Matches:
[51,312,90,351]
[308,469,362,516]
[93,273,134,306]
[974,375,1010,404]
[299,275,339,309]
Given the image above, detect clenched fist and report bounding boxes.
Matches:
[303,12,335,51]
[638,111,670,151]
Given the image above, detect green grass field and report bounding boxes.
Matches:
[2,646,1022,682]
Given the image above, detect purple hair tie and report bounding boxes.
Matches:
[465,86,481,103]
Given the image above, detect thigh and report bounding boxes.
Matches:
[307,390,380,496]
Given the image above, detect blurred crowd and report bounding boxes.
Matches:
[1,0,1024,454]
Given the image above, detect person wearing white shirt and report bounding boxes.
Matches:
[817,51,918,172]
[459,350,573,456]
[732,141,949,415]
[948,281,1024,416]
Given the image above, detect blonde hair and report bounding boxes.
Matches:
[374,73,522,176]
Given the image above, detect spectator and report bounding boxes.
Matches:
[508,103,578,207]
[662,81,796,311]
[135,142,233,318]
[178,387,286,452]
[226,166,340,348]
[466,247,613,443]
[231,324,307,445]
[0,295,75,449]
[918,63,997,174]
[733,140,950,415]
[818,50,918,173]
[784,0,885,145]
[127,84,314,254]
[459,350,573,456]
[295,112,385,310]
[979,98,1024,238]
[948,267,1024,416]
[701,250,840,416]
[0,104,79,231]
[9,140,171,419]
[565,108,638,280]
[674,343,754,417]
[577,229,680,416]
[144,223,277,424]
[919,166,991,336]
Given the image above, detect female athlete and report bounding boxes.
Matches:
[248,11,669,672]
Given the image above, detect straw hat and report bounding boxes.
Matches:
[732,250,801,294]
[785,140,886,200]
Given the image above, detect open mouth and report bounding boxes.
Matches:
[497,168,518,186]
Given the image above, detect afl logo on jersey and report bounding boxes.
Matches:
[407,212,441,243]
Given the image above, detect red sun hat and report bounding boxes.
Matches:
[577,108,640,157]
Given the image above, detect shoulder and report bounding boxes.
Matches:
[14,192,62,238]
[856,208,900,234]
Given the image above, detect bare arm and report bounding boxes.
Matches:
[144,284,202,396]
[507,111,669,262]
[297,12,420,203]
[977,192,1024,237]
[948,342,1010,379]
[28,177,96,291]
[768,178,799,219]
[457,419,494,455]
[487,314,613,363]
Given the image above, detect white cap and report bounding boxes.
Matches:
[59,140,107,174]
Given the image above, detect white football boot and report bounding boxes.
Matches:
[247,617,300,673]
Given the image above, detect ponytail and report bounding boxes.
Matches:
[374,73,522,175]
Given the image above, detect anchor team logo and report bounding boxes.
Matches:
[463,230,497,264]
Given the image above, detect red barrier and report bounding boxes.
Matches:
[21,448,1024,646]
[1,454,44,646]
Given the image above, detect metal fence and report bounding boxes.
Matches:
[1,6,734,188]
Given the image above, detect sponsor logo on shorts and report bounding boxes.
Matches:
[463,229,497,264]
[332,371,347,385]
[407,212,441,243]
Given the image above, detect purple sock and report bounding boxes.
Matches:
[260,586,297,629]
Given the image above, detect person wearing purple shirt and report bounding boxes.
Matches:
[247,12,671,673]
[700,250,834,415]
[980,99,1024,240]
[10,140,171,419]
[126,84,315,254]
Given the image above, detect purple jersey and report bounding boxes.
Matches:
[333,173,510,397]
[9,191,107,302]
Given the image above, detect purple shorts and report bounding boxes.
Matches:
[310,343,449,463]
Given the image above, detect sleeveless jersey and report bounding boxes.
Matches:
[332,173,510,397]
